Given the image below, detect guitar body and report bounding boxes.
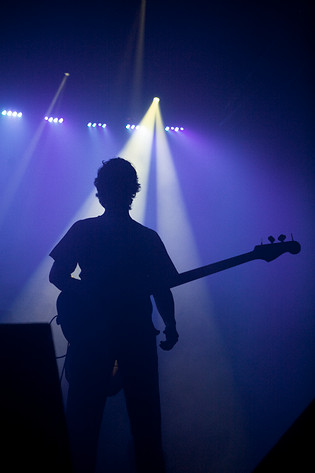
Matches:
[56,288,154,343]
[57,291,124,395]
[56,291,90,343]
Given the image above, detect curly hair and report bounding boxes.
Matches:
[94,157,141,210]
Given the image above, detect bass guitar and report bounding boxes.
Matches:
[56,235,301,342]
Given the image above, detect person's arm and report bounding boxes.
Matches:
[153,288,179,351]
[49,221,87,294]
[49,260,82,294]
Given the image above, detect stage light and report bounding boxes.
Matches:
[126,124,141,131]
[2,109,23,118]
[164,125,184,132]
[153,97,160,103]
[44,116,64,124]
[88,122,106,128]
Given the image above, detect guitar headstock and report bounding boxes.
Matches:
[253,235,301,262]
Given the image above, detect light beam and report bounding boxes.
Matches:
[0,73,70,228]
[154,104,246,460]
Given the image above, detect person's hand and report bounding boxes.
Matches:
[159,325,179,351]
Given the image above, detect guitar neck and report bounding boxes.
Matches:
[171,251,255,288]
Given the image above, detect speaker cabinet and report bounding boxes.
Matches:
[0,323,73,472]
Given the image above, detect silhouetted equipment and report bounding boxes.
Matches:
[252,398,315,472]
[170,236,301,287]
[56,237,301,342]
[0,323,73,473]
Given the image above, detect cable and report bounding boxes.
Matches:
[49,313,68,382]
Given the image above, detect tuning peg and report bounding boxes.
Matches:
[278,234,286,242]
[268,235,275,244]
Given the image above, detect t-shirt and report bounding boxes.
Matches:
[50,214,178,336]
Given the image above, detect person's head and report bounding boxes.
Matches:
[94,157,141,210]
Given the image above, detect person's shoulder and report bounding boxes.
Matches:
[131,219,157,235]
[75,215,103,225]
[130,219,162,243]
[70,215,104,232]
